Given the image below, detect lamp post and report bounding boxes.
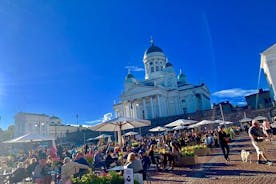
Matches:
[35,122,45,135]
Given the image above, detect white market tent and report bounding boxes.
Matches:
[90,117,150,146]
[165,119,197,127]
[123,131,138,136]
[191,120,220,130]
[172,125,187,131]
[196,120,216,126]
[215,120,234,125]
[220,121,234,125]
[149,126,168,132]
[87,134,112,142]
[239,118,252,123]
[214,119,224,124]
[188,123,199,129]
[3,133,54,143]
[254,116,267,121]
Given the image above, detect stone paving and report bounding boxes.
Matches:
[149,133,276,184]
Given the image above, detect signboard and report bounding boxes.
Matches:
[124,168,134,184]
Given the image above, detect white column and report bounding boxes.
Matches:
[123,102,127,117]
[150,97,154,118]
[133,103,137,118]
[134,101,138,118]
[157,95,161,117]
[131,101,135,118]
[128,102,131,117]
[143,98,147,119]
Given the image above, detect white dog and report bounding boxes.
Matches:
[241,149,251,163]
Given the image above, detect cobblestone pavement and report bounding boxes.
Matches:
[149,133,276,184]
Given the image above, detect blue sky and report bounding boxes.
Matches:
[0,0,275,129]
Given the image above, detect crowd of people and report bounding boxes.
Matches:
[0,128,222,183]
[0,118,274,183]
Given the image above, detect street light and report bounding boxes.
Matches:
[35,122,45,135]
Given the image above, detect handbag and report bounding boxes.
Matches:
[224,137,230,143]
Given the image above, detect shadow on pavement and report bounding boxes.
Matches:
[231,144,252,148]
[232,138,251,143]
[148,178,186,183]
[184,162,276,178]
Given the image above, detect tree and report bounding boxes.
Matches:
[0,125,14,142]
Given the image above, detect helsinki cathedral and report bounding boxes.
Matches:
[113,40,211,119]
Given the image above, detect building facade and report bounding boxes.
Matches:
[14,112,81,139]
[114,41,211,119]
[261,43,276,105]
[213,101,234,113]
[48,124,84,139]
[245,89,273,109]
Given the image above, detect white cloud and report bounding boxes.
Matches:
[85,112,113,125]
[212,88,257,98]
[125,66,144,72]
[85,119,102,125]
[103,113,112,122]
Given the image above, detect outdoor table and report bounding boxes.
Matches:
[107,165,126,171]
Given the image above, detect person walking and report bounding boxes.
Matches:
[248,120,272,165]
[218,125,230,161]
[263,119,272,141]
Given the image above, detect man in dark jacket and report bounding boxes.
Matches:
[218,125,230,161]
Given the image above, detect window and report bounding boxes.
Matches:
[150,62,153,65]
[151,67,154,72]
[156,66,159,71]
[181,99,186,103]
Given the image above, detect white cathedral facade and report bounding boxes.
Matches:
[113,41,211,119]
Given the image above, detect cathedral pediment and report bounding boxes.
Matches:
[123,85,157,96]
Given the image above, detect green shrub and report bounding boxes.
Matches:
[72,171,134,184]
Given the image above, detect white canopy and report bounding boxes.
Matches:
[196,120,216,126]
[91,117,150,131]
[188,124,199,129]
[123,131,138,136]
[214,119,224,124]
[165,119,197,127]
[3,133,54,143]
[172,125,187,130]
[87,134,112,141]
[90,117,150,146]
[219,121,234,125]
[149,126,168,132]
[239,118,252,123]
[254,116,267,121]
